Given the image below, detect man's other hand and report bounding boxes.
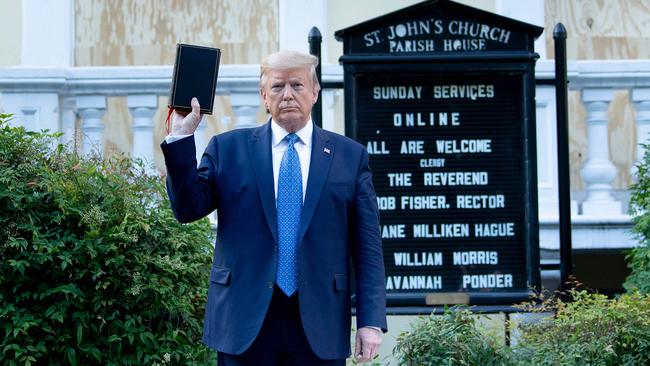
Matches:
[171,97,203,135]
[354,327,382,363]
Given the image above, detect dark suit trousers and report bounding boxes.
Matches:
[217,286,345,366]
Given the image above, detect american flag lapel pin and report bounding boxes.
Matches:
[324,147,331,154]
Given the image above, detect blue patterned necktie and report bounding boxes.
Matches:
[276,133,302,296]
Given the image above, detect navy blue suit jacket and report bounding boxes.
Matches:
[161,122,387,359]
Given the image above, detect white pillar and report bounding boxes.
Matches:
[278,0,327,56]
[76,95,106,156]
[495,0,546,59]
[320,89,336,132]
[19,107,38,131]
[231,92,260,129]
[631,88,650,178]
[580,88,621,215]
[60,97,76,148]
[127,94,158,172]
[535,86,560,218]
[21,0,73,67]
[1,93,60,133]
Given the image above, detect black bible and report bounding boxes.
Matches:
[168,44,221,114]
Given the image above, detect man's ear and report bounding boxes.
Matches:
[312,88,319,104]
[260,88,271,113]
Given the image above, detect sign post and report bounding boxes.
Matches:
[335,0,543,306]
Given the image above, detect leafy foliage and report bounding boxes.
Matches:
[393,290,650,366]
[393,308,510,366]
[0,115,216,365]
[625,143,650,294]
[513,290,650,366]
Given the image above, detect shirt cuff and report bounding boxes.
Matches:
[361,326,383,335]
[165,134,192,144]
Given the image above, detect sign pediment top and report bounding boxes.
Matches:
[335,0,543,55]
[335,0,543,41]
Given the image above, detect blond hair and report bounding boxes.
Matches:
[260,51,320,92]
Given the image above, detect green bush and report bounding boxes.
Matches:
[393,308,510,366]
[513,290,650,366]
[392,290,650,366]
[0,115,216,365]
[625,143,650,294]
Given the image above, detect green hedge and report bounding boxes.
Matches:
[0,115,216,365]
[393,308,510,366]
[625,143,650,294]
[513,290,650,366]
[393,290,650,366]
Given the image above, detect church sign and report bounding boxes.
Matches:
[335,0,544,306]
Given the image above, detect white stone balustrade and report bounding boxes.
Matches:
[2,61,650,249]
[566,61,650,219]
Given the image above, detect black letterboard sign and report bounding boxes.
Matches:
[336,0,543,306]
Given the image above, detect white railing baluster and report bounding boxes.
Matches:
[60,96,77,148]
[580,88,621,215]
[631,88,650,178]
[127,94,158,172]
[230,91,261,129]
[76,95,107,156]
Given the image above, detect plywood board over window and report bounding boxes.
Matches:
[75,0,278,66]
[74,0,277,173]
[545,0,650,60]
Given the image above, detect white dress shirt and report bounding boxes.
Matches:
[270,119,312,202]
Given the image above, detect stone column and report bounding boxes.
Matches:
[580,89,621,215]
[535,86,560,218]
[127,94,158,172]
[495,0,545,58]
[76,95,106,156]
[1,92,61,133]
[278,0,327,56]
[21,0,73,67]
[19,107,38,132]
[231,92,260,129]
[320,88,337,132]
[631,88,650,178]
[60,97,77,148]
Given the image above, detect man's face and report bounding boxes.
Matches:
[261,67,318,132]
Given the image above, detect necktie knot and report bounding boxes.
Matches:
[285,133,299,147]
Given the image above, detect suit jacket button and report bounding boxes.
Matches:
[267,282,273,289]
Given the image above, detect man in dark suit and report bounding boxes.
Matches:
[161,51,386,365]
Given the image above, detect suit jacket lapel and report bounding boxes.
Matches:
[249,122,278,242]
[298,125,332,243]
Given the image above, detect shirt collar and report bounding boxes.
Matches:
[271,118,313,148]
